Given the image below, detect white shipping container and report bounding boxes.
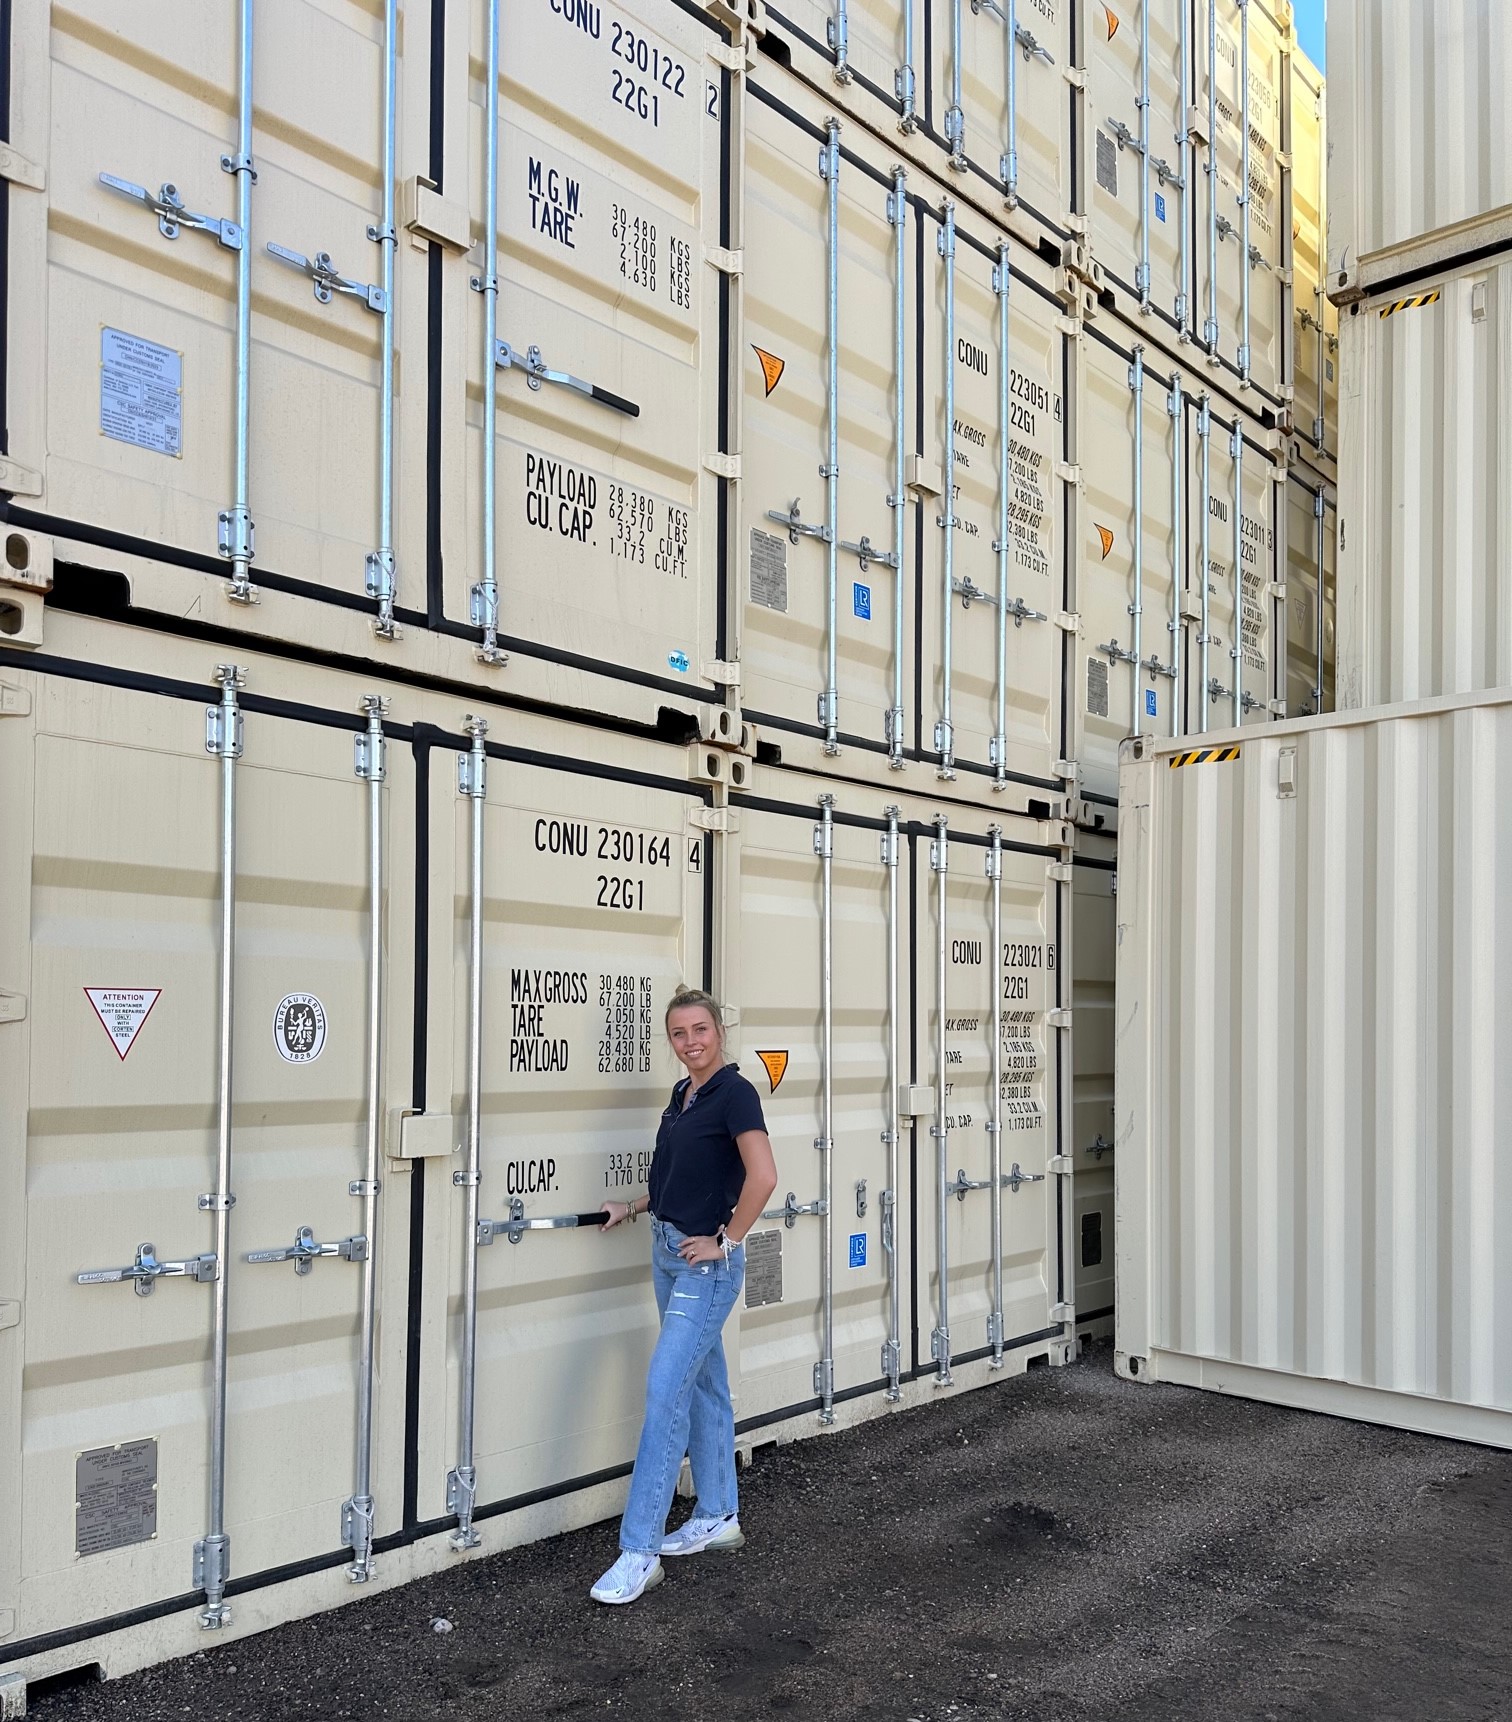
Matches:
[1328,0,1512,302]
[1335,255,1512,710]
[1289,47,1338,469]
[1281,464,1334,719]
[1115,692,1512,1448]
[1071,833,1117,1331]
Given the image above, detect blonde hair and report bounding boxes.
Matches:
[664,985,725,1032]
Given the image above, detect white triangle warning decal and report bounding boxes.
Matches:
[85,988,162,1061]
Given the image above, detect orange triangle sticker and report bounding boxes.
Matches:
[756,1049,789,1093]
[1103,5,1119,40]
[753,346,786,397]
[1095,523,1115,560]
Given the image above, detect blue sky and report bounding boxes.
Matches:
[1293,0,1325,68]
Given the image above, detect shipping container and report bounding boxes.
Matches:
[1327,0,1512,303]
[3,0,735,696]
[1289,47,1337,470]
[1115,691,1512,1449]
[1280,465,1334,719]
[737,73,1071,797]
[1081,0,1293,413]
[0,610,1074,1685]
[1335,255,1512,710]
[1071,831,1116,1334]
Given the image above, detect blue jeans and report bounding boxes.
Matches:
[619,1218,745,1555]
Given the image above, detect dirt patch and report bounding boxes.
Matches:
[28,1345,1512,1722]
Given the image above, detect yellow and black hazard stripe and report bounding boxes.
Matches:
[1168,745,1241,768]
[1378,290,1441,319]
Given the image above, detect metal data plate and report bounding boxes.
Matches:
[743,1229,783,1310]
[76,1437,157,1557]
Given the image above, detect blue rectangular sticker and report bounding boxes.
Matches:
[848,1232,867,1268]
[852,582,871,620]
[1145,688,1158,717]
[1154,192,1167,223]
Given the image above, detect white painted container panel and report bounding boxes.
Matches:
[1289,49,1338,469]
[1328,0,1512,300]
[1071,838,1116,1326]
[1335,256,1512,709]
[1281,467,1334,719]
[1115,692,1512,1447]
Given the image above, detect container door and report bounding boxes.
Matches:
[920,204,1063,788]
[12,1,431,602]
[1289,57,1337,469]
[1182,400,1279,733]
[740,85,914,754]
[436,749,708,1512]
[931,0,1072,234]
[449,0,725,686]
[1282,473,1335,718]
[1191,0,1289,404]
[7,667,405,1642]
[915,817,1063,1377]
[1076,334,1184,805]
[1071,853,1116,1327]
[726,799,901,1420]
[1083,0,1189,328]
[771,0,909,109]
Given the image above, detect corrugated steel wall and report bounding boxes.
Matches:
[1115,694,1512,1447]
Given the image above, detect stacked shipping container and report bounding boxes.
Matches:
[0,0,1331,1688]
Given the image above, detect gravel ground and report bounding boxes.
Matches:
[32,1344,1512,1722]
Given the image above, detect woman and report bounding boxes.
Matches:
[591,985,779,1605]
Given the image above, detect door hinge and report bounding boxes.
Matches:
[705,245,744,275]
[0,456,43,496]
[400,177,472,253]
[704,451,741,480]
[1055,461,1082,486]
[1046,1007,1072,1030]
[689,805,741,833]
[1053,610,1080,633]
[1046,860,1073,882]
[701,658,741,687]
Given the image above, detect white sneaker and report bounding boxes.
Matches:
[660,1514,745,1557]
[589,1550,663,1605]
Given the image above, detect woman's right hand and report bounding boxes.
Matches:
[600,1200,632,1230]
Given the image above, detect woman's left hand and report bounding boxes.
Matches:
[678,1233,724,1265]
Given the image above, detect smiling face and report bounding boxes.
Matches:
[666,1004,723,1082]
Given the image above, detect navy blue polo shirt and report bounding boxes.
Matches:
[648,1062,767,1237]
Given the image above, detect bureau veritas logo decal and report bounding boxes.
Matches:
[85,988,162,1060]
[274,993,327,1063]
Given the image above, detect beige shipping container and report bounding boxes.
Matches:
[4,0,733,692]
[1071,833,1116,1332]
[738,75,1069,798]
[1289,46,1337,469]
[1115,691,1512,1449]
[1335,256,1512,710]
[1081,0,1293,413]
[1280,464,1334,718]
[1327,0,1512,303]
[0,611,1078,1683]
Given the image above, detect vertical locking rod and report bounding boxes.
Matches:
[1236,0,1253,383]
[448,718,488,1548]
[1129,345,1145,735]
[472,0,505,665]
[1203,0,1220,353]
[1230,422,1243,726]
[887,169,908,766]
[197,665,243,1628]
[1312,487,1326,714]
[946,0,966,167]
[1176,0,1192,336]
[1135,0,1152,309]
[930,816,952,1384]
[880,807,902,1399]
[986,830,1005,1366]
[936,204,958,780]
[897,0,918,130]
[830,0,851,82]
[820,122,842,755]
[345,697,387,1580]
[368,0,400,635]
[815,796,836,1422]
[1003,0,1020,205]
[991,244,1011,786]
[1197,396,1213,732]
[222,1,257,603]
[1168,376,1185,736]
